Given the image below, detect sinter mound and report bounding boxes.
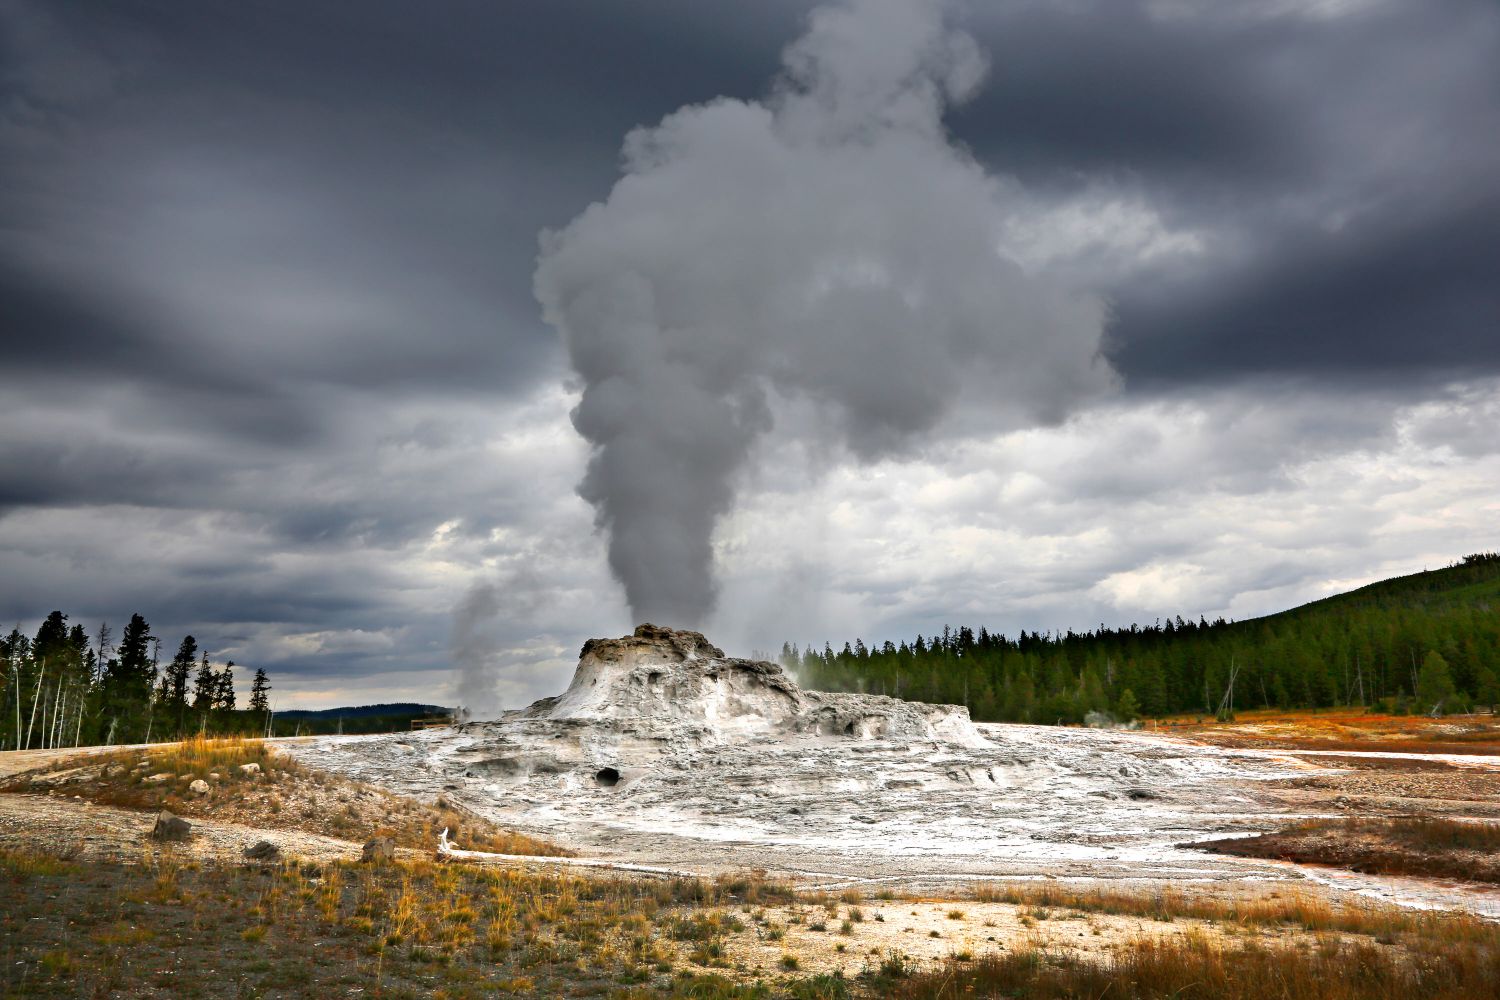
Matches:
[525,624,983,745]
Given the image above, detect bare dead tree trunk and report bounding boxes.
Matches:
[24,658,45,749]
[1216,655,1239,718]
[50,682,65,749]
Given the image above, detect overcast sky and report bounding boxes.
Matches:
[3,0,1497,711]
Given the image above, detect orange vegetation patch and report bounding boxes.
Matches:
[1152,709,1500,754]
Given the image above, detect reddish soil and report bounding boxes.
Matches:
[1201,818,1500,884]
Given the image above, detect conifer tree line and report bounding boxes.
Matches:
[1,611,274,750]
[783,554,1500,724]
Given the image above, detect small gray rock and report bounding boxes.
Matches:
[151,810,192,842]
[244,840,282,862]
[361,836,396,864]
[238,762,262,776]
[188,778,211,796]
[143,773,173,785]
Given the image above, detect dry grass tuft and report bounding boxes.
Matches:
[389,800,564,857]
[885,931,1500,1000]
[968,882,1496,943]
[4,839,1496,1000]
[0,844,83,881]
[142,734,293,777]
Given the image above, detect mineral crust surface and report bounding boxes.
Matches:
[296,625,1309,888]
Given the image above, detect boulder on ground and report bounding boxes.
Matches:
[361,836,396,864]
[208,772,221,782]
[151,810,191,842]
[188,779,211,796]
[143,773,173,785]
[239,762,262,777]
[244,840,282,862]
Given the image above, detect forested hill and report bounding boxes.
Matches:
[783,553,1500,724]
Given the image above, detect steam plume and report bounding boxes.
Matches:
[534,0,1113,626]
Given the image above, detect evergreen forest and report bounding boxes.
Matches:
[1,611,273,750]
[783,554,1500,724]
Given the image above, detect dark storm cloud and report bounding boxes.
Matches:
[2,0,1498,705]
[1115,192,1500,383]
[4,0,1497,395]
[949,1,1500,385]
[954,3,1303,185]
[0,269,167,377]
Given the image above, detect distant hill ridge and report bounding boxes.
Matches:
[1260,552,1500,618]
[275,703,448,720]
[789,553,1500,723]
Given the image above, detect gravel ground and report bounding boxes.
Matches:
[0,792,368,866]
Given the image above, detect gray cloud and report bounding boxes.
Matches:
[711,378,1500,656]
[1113,194,1500,383]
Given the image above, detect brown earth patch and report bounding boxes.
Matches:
[1204,735,1500,756]
[1199,817,1500,884]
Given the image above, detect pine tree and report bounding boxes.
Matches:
[1081,667,1108,715]
[92,621,111,685]
[216,661,236,712]
[1139,659,1169,717]
[1475,666,1500,712]
[249,668,271,714]
[32,611,69,661]
[164,636,196,732]
[1116,688,1140,722]
[1416,651,1458,716]
[99,613,153,742]
[192,652,216,715]
[110,614,154,699]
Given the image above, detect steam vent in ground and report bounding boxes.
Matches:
[298,625,1308,886]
